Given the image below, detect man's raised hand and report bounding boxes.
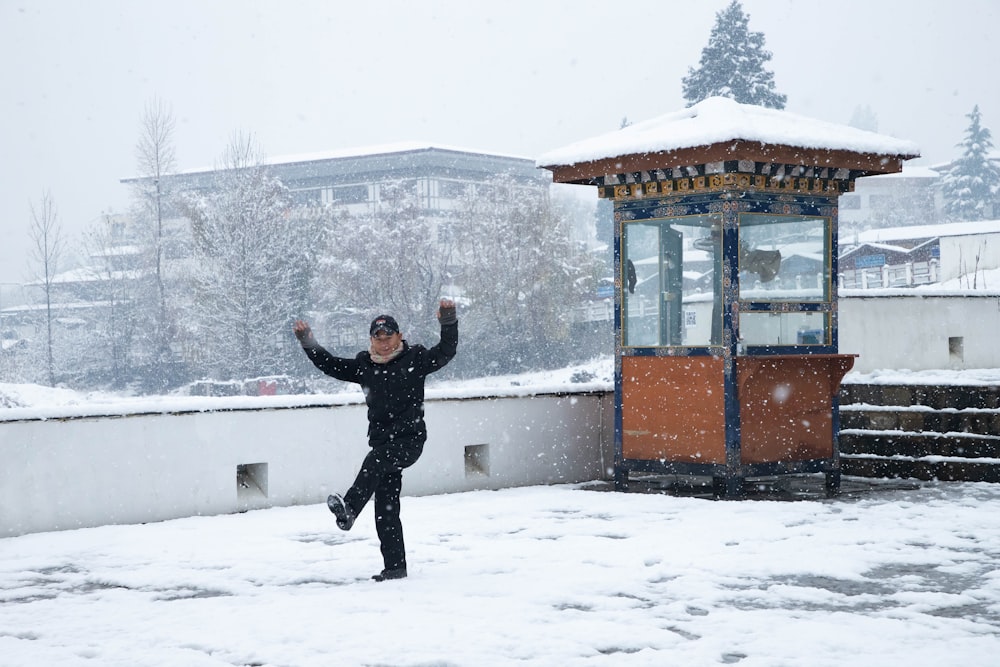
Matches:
[293,319,314,344]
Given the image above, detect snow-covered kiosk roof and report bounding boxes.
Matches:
[538,97,920,186]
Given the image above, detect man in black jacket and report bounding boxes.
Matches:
[293,299,458,581]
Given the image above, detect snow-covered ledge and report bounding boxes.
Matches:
[0,387,614,538]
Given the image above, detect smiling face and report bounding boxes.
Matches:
[371,330,403,356]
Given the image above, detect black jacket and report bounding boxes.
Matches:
[302,321,458,447]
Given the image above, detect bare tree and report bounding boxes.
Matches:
[133,97,178,387]
[453,176,604,374]
[27,191,64,385]
[317,179,455,346]
[80,215,142,387]
[179,132,319,380]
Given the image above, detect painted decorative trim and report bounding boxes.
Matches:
[597,160,860,200]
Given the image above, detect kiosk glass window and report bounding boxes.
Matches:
[737,214,833,347]
[622,215,721,348]
[737,214,830,301]
[739,311,831,346]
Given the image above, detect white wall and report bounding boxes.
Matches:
[0,393,613,537]
[5,294,996,537]
[653,292,1000,373]
[840,293,1000,373]
[939,233,1000,282]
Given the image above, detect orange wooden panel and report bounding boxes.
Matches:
[737,355,855,464]
[621,356,726,464]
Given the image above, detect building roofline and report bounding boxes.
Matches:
[122,142,537,183]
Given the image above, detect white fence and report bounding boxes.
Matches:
[838,260,939,289]
[0,392,614,537]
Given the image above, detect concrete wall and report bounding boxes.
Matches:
[840,293,1000,373]
[939,233,1000,282]
[0,393,614,537]
[5,293,997,537]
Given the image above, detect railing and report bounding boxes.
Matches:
[573,261,944,323]
[575,299,616,323]
[839,260,939,289]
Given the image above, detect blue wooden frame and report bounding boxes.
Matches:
[613,186,844,498]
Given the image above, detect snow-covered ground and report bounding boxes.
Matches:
[1,480,998,666]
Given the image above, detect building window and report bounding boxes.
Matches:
[419,178,440,210]
[439,180,471,200]
[868,194,894,208]
[839,194,861,209]
[332,184,368,204]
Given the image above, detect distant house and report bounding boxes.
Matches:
[838,165,941,231]
[839,220,1000,288]
[838,156,1000,233]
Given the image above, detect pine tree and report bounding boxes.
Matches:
[941,105,1000,221]
[681,0,786,109]
[848,104,879,133]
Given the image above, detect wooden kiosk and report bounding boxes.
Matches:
[540,98,918,497]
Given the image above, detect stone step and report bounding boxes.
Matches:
[840,383,1000,410]
[841,455,1000,483]
[839,406,1000,437]
[840,431,1000,459]
[837,382,1000,483]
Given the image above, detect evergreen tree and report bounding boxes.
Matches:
[848,104,879,133]
[942,105,1000,221]
[681,0,786,109]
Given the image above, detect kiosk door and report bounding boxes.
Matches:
[660,226,683,346]
[623,223,684,347]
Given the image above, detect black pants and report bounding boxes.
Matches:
[343,440,423,571]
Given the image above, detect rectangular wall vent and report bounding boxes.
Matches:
[464,444,490,478]
[237,462,268,502]
[949,336,965,365]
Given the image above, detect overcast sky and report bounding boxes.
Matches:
[1,0,997,285]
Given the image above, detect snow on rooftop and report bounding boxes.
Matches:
[23,266,148,288]
[847,220,1000,244]
[860,164,942,180]
[841,241,913,255]
[537,96,921,168]
[172,141,533,177]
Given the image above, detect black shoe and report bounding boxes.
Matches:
[372,567,407,582]
[326,493,356,531]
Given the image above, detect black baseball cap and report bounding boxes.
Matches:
[370,315,400,336]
